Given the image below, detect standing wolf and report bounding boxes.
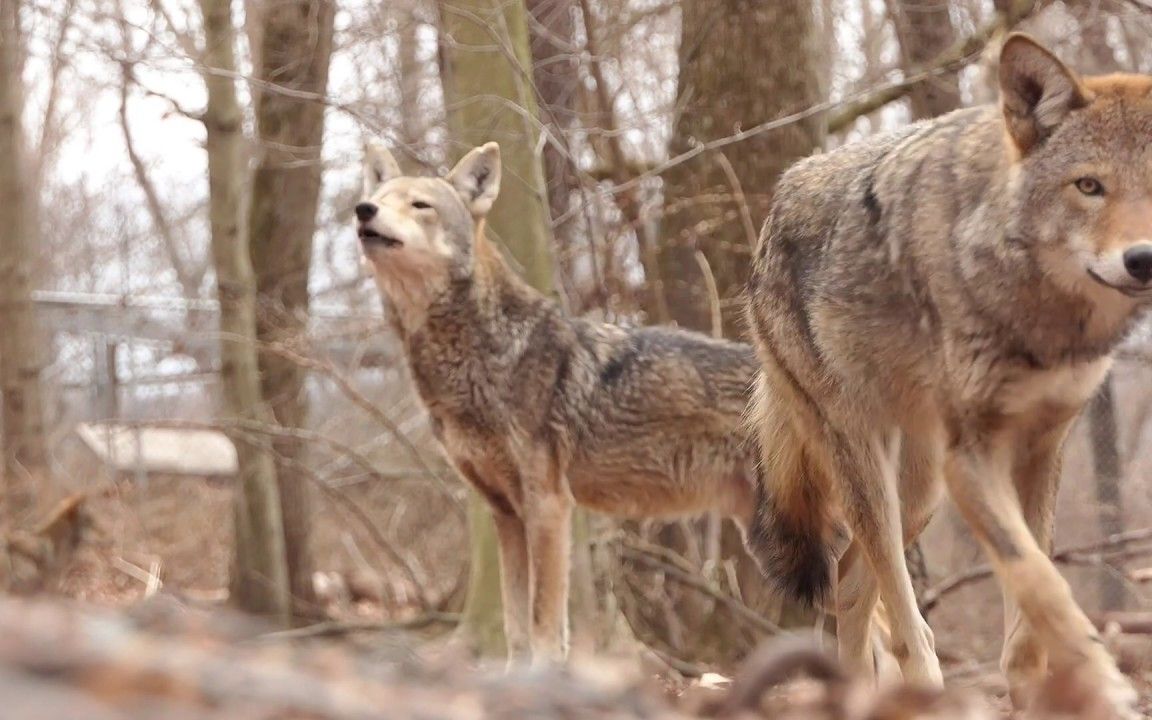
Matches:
[746,33,1149,716]
[356,141,766,664]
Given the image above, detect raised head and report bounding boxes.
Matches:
[356,142,502,327]
[998,33,1152,299]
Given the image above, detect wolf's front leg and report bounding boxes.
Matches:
[998,418,1071,708]
[491,508,532,666]
[946,436,1138,720]
[524,489,573,664]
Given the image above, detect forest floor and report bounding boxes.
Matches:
[12,473,1152,718]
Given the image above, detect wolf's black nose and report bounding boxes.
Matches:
[355,202,378,222]
[1124,245,1152,283]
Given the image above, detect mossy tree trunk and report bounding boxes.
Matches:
[0,0,48,516]
[198,0,290,624]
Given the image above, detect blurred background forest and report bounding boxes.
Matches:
[2,0,1152,686]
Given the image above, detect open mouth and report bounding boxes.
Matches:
[1087,269,1152,298]
[358,227,402,248]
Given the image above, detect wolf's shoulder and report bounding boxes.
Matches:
[778,106,994,191]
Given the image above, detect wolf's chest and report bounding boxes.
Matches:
[995,357,1112,416]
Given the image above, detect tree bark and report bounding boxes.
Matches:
[887,0,960,121]
[246,0,335,619]
[438,0,556,654]
[659,0,825,335]
[198,0,290,623]
[526,0,578,260]
[0,0,48,515]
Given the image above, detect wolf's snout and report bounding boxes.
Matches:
[355,202,378,222]
[1123,245,1152,283]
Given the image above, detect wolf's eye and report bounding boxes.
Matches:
[1073,177,1105,196]
[412,200,433,210]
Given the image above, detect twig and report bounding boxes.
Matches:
[254,612,459,642]
[256,340,454,497]
[284,457,435,612]
[921,526,1152,614]
[616,539,783,636]
[113,556,164,595]
[693,252,723,342]
[712,153,759,254]
[828,0,1035,132]
[600,4,1034,201]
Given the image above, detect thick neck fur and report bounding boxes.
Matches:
[374,256,451,337]
[397,233,563,419]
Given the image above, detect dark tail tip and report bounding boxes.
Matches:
[746,498,832,607]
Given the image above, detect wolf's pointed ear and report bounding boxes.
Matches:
[447,142,501,218]
[363,140,402,197]
[999,34,1089,154]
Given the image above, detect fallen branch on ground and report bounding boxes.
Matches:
[255,612,459,642]
[920,526,1152,614]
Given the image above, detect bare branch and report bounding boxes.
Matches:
[615,537,783,636]
[921,526,1152,614]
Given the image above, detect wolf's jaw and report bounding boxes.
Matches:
[1086,268,1152,299]
[359,228,403,248]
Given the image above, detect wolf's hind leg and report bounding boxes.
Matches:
[946,435,1138,719]
[827,427,943,687]
[834,430,943,684]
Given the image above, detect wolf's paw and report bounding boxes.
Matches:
[1028,659,1140,720]
[1098,673,1141,720]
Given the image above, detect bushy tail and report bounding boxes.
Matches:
[745,370,837,607]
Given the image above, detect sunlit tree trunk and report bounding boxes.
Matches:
[246,0,335,619]
[198,0,290,623]
[0,0,47,516]
[439,0,556,655]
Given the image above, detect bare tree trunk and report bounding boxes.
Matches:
[438,0,556,654]
[1089,378,1124,610]
[246,0,335,619]
[526,0,578,261]
[396,0,430,154]
[659,0,825,335]
[458,493,506,654]
[0,0,47,515]
[1071,0,1118,75]
[198,0,290,624]
[887,0,960,120]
